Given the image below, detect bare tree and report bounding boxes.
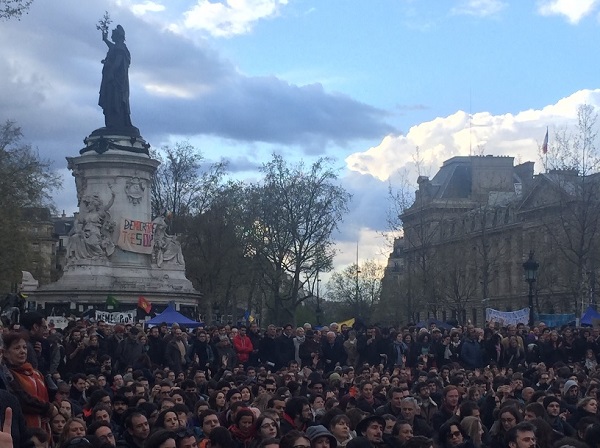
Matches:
[436,244,477,322]
[245,154,351,324]
[151,142,227,232]
[326,260,383,322]
[0,0,33,20]
[537,104,600,315]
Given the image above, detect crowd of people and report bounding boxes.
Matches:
[2,312,600,448]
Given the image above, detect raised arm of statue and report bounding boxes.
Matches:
[102,31,114,50]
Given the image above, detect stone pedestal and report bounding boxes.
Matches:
[33,133,201,312]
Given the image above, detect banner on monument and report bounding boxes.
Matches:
[485,307,529,326]
[96,309,137,324]
[117,218,155,254]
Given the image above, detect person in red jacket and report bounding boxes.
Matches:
[233,327,254,366]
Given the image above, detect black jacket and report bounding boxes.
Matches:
[0,389,35,448]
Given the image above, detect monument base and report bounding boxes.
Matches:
[32,264,201,314]
[31,133,202,317]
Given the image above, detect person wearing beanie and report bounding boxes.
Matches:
[329,373,342,382]
[562,380,580,408]
[544,395,574,436]
[306,425,338,448]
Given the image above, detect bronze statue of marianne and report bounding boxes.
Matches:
[98,25,138,134]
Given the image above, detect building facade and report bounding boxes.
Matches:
[379,155,600,326]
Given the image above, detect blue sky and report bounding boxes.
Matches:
[2,0,600,276]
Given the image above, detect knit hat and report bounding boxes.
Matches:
[563,380,578,395]
[543,396,561,409]
[329,373,341,382]
[306,425,337,448]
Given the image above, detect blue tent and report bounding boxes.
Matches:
[581,306,600,326]
[416,318,454,330]
[146,305,203,328]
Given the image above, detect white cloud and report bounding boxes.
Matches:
[172,0,289,37]
[537,0,599,24]
[339,89,600,273]
[345,88,600,182]
[451,0,507,17]
[129,1,165,16]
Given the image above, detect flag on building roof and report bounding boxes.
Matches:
[542,127,548,154]
[138,296,152,314]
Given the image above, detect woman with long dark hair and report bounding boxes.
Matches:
[438,420,474,448]
[154,409,181,432]
[488,406,521,448]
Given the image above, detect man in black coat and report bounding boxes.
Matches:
[321,331,346,373]
[21,312,52,375]
[246,323,261,366]
[276,324,296,370]
[0,390,34,448]
[146,326,165,366]
[259,325,279,368]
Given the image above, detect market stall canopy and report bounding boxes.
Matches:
[146,304,203,328]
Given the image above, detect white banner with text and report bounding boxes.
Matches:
[95,309,137,324]
[485,307,529,326]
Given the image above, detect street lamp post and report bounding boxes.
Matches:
[316,278,322,326]
[522,251,539,327]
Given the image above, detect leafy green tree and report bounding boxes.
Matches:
[181,182,259,322]
[0,120,60,291]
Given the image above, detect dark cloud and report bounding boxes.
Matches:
[0,0,396,165]
[222,155,262,173]
[134,77,395,146]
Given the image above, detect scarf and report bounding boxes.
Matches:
[229,424,255,445]
[282,412,306,431]
[444,344,452,360]
[9,362,50,429]
[392,341,406,365]
[175,339,186,362]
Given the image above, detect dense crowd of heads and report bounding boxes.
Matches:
[2,313,600,448]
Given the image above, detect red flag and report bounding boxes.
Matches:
[138,296,152,313]
[542,127,548,154]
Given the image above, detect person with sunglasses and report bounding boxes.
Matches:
[438,420,474,448]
